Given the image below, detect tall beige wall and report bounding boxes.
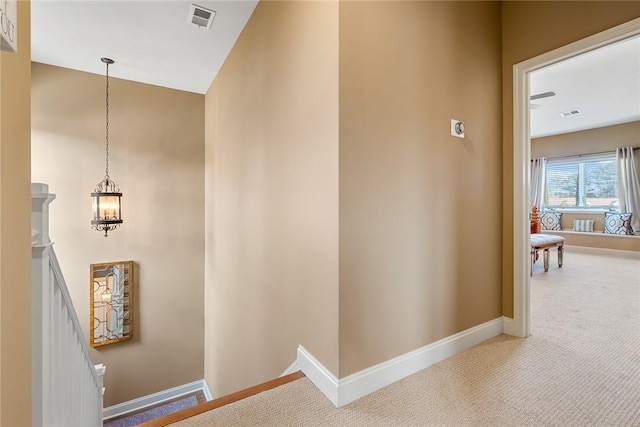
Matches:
[339,1,503,376]
[501,1,640,318]
[0,0,32,424]
[202,0,640,395]
[204,1,339,396]
[31,63,205,406]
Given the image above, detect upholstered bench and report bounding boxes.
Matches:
[530,234,566,276]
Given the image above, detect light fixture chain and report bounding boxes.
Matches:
[105,61,110,181]
[93,57,122,237]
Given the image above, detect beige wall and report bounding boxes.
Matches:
[532,121,640,159]
[31,63,205,406]
[204,0,339,396]
[0,0,32,424]
[339,0,503,376]
[501,2,640,318]
[205,0,503,389]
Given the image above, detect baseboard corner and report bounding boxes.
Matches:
[298,317,504,408]
[201,379,212,401]
[502,316,516,336]
[281,360,299,377]
[296,345,339,407]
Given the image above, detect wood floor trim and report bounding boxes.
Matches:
[139,371,305,426]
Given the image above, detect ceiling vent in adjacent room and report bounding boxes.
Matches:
[189,4,216,30]
[560,109,581,117]
[529,91,556,110]
[530,91,556,101]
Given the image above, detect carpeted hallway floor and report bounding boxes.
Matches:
[174,246,640,426]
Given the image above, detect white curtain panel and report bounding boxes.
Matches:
[616,147,640,234]
[530,157,546,209]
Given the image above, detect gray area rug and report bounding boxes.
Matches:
[175,247,640,426]
[105,395,198,427]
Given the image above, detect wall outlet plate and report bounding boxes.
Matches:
[451,119,465,138]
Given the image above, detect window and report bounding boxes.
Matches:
[544,152,618,211]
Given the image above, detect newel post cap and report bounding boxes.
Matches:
[31,182,56,247]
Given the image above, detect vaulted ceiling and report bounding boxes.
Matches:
[31,0,258,95]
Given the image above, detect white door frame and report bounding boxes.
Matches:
[511,17,640,338]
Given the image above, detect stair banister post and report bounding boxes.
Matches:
[32,182,104,426]
[31,182,56,247]
[31,183,56,426]
[95,363,106,421]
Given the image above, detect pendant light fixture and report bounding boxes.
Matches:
[91,57,123,237]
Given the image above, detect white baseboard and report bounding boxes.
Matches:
[566,244,640,259]
[202,379,212,401]
[103,379,211,420]
[297,346,339,406]
[502,316,516,336]
[281,360,299,377]
[298,317,504,407]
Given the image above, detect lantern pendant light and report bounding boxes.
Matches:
[91,57,123,237]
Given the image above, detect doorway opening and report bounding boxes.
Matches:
[511,17,640,337]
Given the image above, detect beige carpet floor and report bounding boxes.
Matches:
[176,246,640,426]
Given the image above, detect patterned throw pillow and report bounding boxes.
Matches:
[603,212,632,235]
[539,212,562,231]
[573,219,594,232]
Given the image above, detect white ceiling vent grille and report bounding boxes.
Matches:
[189,4,216,30]
[560,109,581,117]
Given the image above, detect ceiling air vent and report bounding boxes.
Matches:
[560,109,581,117]
[189,4,216,30]
[530,91,556,101]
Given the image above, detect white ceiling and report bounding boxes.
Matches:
[530,35,640,138]
[31,0,258,95]
[32,2,640,136]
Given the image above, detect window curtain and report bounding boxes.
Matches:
[616,147,640,234]
[530,157,546,209]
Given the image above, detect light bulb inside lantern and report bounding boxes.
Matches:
[99,195,120,220]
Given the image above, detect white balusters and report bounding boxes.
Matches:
[32,183,105,426]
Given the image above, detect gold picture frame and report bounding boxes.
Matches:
[90,261,134,347]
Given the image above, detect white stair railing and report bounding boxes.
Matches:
[32,183,105,427]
